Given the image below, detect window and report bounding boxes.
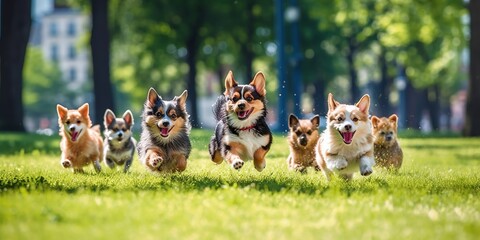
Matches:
[50,44,58,61]
[69,68,77,81]
[68,45,76,59]
[49,22,58,37]
[67,22,76,37]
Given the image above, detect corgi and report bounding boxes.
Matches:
[137,88,191,173]
[371,114,403,170]
[103,109,136,173]
[56,103,103,173]
[287,114,321,173]
[315,93,375,180]
[208,71,272,171]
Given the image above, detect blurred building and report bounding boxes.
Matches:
[39,6,90,90]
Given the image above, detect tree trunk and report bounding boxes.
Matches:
[405,81,424,130]
[244,0,254,79]
[91,0,115,126]
[347,40,359,103]
[464,0,480,136]
[313,79,326,116]
[377,47,392,116]
[0,0,31,132]
[427,85,440,131]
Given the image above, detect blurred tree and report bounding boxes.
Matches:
[0,0,31,132]
[465,0,480,136]
[91,0,115,126]
[23,48,66,129]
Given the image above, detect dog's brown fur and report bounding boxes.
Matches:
[56,103,103,173]
[287,114,321,173]
[371,114,403,170]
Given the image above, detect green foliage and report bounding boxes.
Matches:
[1,130,479,239]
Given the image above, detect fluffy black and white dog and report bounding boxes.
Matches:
[103,109,136,173]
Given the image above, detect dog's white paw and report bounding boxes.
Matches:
[61,160,72,168]
[335,159,348,170]
[150,156,164,168]
[232,160,244,170]
[360,165,373,176]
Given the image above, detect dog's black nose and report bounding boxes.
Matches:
[345,124,352,131]
[118,132,123,137]
[238,103,245,110]
[299,135,307,146]
[69,126,75,132]
[162,121,169,127]
[386,135,392,141]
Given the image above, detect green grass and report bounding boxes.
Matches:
[1,130,480,240]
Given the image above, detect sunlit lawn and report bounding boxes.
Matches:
[0,130,479,239]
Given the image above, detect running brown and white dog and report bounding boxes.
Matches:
[286,114,321,173]
[316,93,375,180]
[56,103,103,173]
[208,71,272,171]
[137,88,191,173]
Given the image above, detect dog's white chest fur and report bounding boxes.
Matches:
[225,130,269,160]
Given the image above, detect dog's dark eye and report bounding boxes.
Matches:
[113,127,118,132]
[381,131,385,135]
[156,112,162,117]
[66,120,70,125]
[295,130,302,136]
[122,128,127,132]
[389,131,393,135]
[246,96,253,102]
[170,113,177,120]
[307,130,312,135]
[337,117,343,122]
[76,120,81,124]
[353,117,358,122]
[232,97,239,102]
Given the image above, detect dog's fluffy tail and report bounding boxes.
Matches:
[212,95,227,122]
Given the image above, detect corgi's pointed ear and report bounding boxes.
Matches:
[123,110,134,126]
[104,109,116,127]
[56,104,68,119]
[356,94,370,114]
[78,103,89,117]
[224,71,238,96]
[328,93,339,111]
[176,90,188,109]
[250,71,266,97]
[389,114,398,129]
[311,115,320,128]
[371,116,379,129]
[147,88,161,107]
[288,114,299,128]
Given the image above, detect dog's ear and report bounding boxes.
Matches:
[123,110,134,127]
[371,116,379,129]
[355,94,370,114]
[147,88,161,107]
[250,71,266,97]
[224,71,238,96]
[327,93,340,111]
[288,114,299,129]
[56,104,68,119]
[78,103,89,117]
[104,109,116,127]
[389,114,398,130]
[175,90,188,109]
[311,115,320,128]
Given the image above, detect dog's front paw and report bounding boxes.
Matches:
[61,160,72,168]
[232,159,244,170]
[150,155,164,168]
[360,164,373,176]
[335,159,348,170]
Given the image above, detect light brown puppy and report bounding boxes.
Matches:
[56,103,103,173]
[287,114,321,173]
[371,114,403,170]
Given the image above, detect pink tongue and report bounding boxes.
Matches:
[161,128,169,135]
[71,131,78,141]
[342,132,354,144]
[238,111,247,119]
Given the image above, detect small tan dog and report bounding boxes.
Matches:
[56,103,103,173]
[371,114,403,170]
[286,114,321,173]
[316,93,375,180]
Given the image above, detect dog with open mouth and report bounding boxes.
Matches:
[56,103,103,173]
[137,88,191,173]
[315,93,375,180]
[208,71,272,171]
[103,109,136,173]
